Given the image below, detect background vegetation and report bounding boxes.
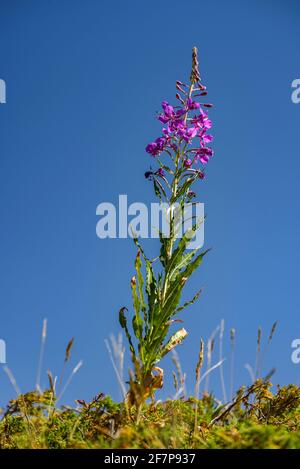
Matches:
[1,380,300,449]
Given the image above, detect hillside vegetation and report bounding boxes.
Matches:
[1,381,300,449]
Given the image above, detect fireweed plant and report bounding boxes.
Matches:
[119,47,214,404]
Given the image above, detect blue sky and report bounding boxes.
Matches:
[0,0,299,406]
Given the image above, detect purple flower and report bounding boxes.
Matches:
[156,168,165,177]
[158,101,176,123]
[184,159,193,168]
[187,97,200,110]
[159,103,187,124]
[162,101,174,118]
[162,125,173,136]
[158,114,170,124]
[146,69,214,184]
[183,126,198,141]
[191,110,212,130]
[175,108,187,118]
[187,190,196,198]
[202,134,213,144]
[146,142,159,156]
[146,137,167,157]
[171,119,185,133]
[195,147,214,164]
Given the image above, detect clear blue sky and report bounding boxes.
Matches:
[0,0,299,406]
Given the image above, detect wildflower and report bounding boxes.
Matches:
[175,108,187,118]
[162,101,175,118]
[162,125,173,136]
[156,168,165,177]
[184,159,193,168]
[146,137,167,156]
[145,46,213,189]
[121,47,213,403]
[187,97,200,110]
[187,190,196,199]
[195,147,213,164]
[182,126,198,142]
[191,110,212,130]
[201,133,213,144]
[158,101,175,123]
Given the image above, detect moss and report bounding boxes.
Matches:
[0,383,300,449]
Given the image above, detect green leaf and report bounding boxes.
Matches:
[135,251,146,319]
[161,276,185,323]
[159,230,168,268]
[175,288,203,313]
[171,176,196,204]
[153,179,166,200]
[181,248,210,280]
[166,224,199,277]
[168,248,198,282]
[133,237,160,330]
[118,307,135,355]
[162,249,210,323]
[131,277,143,341]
